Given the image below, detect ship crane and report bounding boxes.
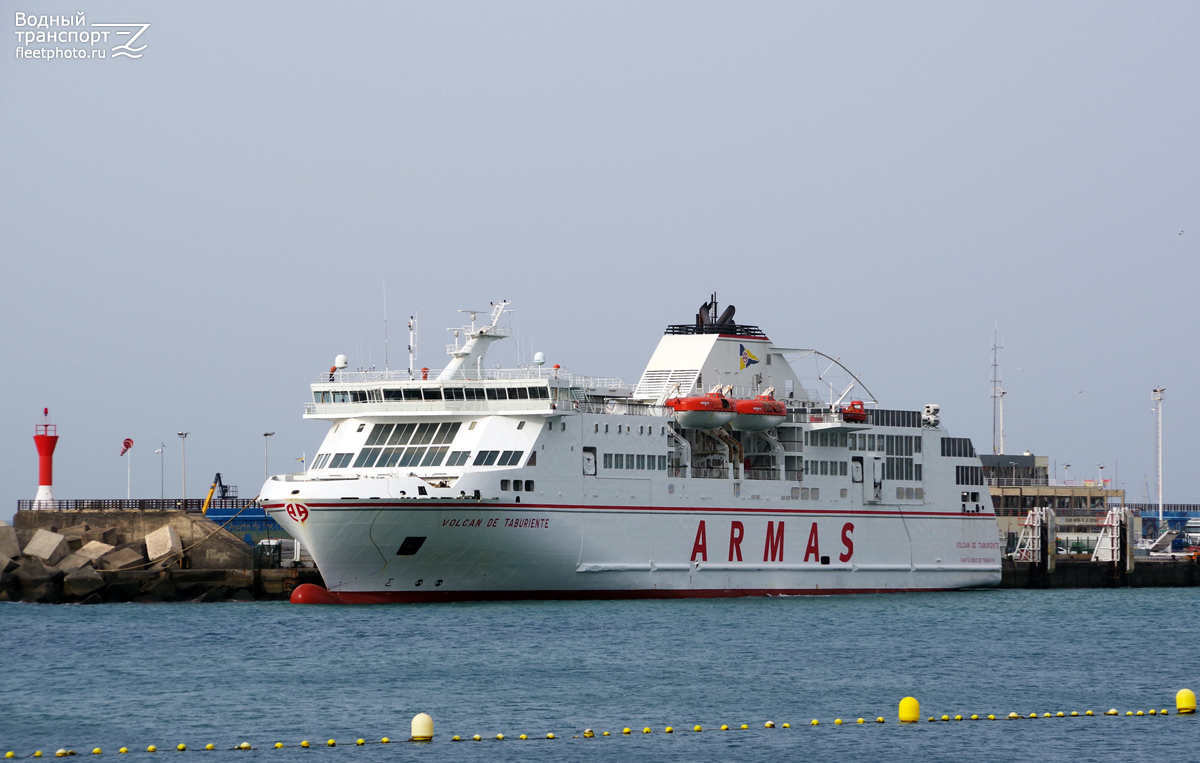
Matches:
[200,473,238,516]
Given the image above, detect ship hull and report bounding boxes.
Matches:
[266,500,1001,602]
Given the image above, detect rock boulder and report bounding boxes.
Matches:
[23,529,70,566]
[63,566,105,598]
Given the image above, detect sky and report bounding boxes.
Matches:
[2,2,1197,521]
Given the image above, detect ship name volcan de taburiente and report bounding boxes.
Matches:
[261,299,1000,603]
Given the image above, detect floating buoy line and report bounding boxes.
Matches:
[5,692,1195,756]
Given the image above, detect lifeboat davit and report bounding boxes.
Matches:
[730,394,787,432]
[665,391,735,429]
[840,400,868,423]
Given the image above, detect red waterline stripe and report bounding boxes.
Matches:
[264,501,994,519]
[291,584,962,605]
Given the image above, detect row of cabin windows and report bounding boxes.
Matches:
[804,460,847,476]
[602,453,669,471]
[473,450,526,467]
[941,437,977,458]
[886,457,922,481]
[364,422,461,448]
[897,487,926,500]
[316,386,551,403]
[956,465,984,485]
[594,423,667,435]
[807,430,923,456]
[316,447,518,470]
[500,480,534,492]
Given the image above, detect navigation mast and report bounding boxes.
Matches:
[1153,386,1165,524]
[991,330,1005,455]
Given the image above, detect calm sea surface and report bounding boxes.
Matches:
[1,589,1196,762]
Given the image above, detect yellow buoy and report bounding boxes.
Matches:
[694,726,702,732]
[326,740,335,748]
[146,747,157,754]
[495,734,504,741]
[782,722,790,728]
[546,733,554,740]
[1136,711,1144,717]
[642,727,651,734]
[34,753,44,759]
[622,728,631,735]
[876,717,885,723]
[56,752,68,758]
[1085,711,1094,716]
[299,741,309,749]
[1162,709,1170,715]
[941,715,950,722]
[664,727,673,734]
[739,724,748,730]
[203,745,214,751]
[970,715,979,721]
[273,743,283,749]
[411,713,434,742]
[834,719,842,726]
[176,745,186,752]
[238,744,250,751]
[583,730,593,738]
[1008,713,1019,719]
[1106,709,1118,716]
[955,715,963,721]
[987,715,996,721]
[1043,713,1052,718]
[1070,712,1078,717]
[1178,689,1197,714]
[1029,713,1038,719]
[450,736,461,742]
[1126,712,1134,717]
[601,731,610,736]
[471,735,480,742]
[380,737,389,744]
[4,753,13,759]
[764,721,774,729]
[518,735,527,741]
[898,696,920,723]
[857,719,865,724]
[118,750,127,755]
[811,719,819,726]
[92,751,101,756]
[1149,709,1157,716]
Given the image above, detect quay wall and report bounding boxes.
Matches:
[1001,558,1200,588]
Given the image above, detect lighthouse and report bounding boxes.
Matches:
[34,408,58,504]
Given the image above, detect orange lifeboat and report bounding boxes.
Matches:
[665,391,736,429]
[840,400,868,423]
[730,393,787,432]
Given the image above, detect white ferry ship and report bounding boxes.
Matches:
[261,299,1001,603]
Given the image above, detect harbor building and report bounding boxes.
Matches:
[981,454,1130,555]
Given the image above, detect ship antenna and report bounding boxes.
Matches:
[383,280,388,372]
[408,315,418,381]
[991,328,1005,455]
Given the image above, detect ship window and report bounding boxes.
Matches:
[859,433,866,450]
[422,447,448,467]
[627,453,635,468]
[329,453,354,469]
[658,455,667,470]
[839,433,848,447]
[412,423,436,445]
[365,424,393,446]
[513,480,522,491]
[388,423,414,445]
[605,424,609,433]
[561,422,566,431]
[618,425,622,434]
[497,450,516,466]
[849,437,857,451]
[486,388,499,400]
[604,453,613,468]
[810,488,819,500]
[517,388,530,399]
[594,424,599,433]
[500,479,510,491]
[444,388,464,400]
[517,421,526,430]
[524,480,534,491]
[378,448,403,468]
[914,437,921,453]
[313,454,330,469]
[398,448,425,467]
[661,427,665,435]
[867,434,875,450]
[445,451,469,467]
[434,422,461,444]
[548,421,554,431]
[971,491,980,502]
[403,388,422,400]
[507,387,522,399]
[423,388,443,400]
[473,450,492,466]
[383,389,402,401]
[468,421,477,430]
[614,454,624,469]
[915,487,924,499]
[356,423,365,432]
[801,487,810,499]
[639,426,644,434]
[636,455,646,470]
[484,450,499,465]
[840,462,847,476]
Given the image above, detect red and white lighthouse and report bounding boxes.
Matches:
[34,408,58,503]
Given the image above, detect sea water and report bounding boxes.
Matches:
[1,588,1196,762]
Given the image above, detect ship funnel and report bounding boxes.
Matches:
[34,408,59,505]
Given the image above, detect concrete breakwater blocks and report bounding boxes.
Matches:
[101,548,144,571]
[77,541,114,561]
[55,554,93,574]
[145,526,182,563]
[0,523,21,559]
[23,529,69,566]
[63,566,105,597]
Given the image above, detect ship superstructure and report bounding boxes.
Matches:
[261,299,1000,603]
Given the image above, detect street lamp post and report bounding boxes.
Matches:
[155,443,165,500]
[263,432,275,480]
[1063,463,1071,485]
[177,432,189,501]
